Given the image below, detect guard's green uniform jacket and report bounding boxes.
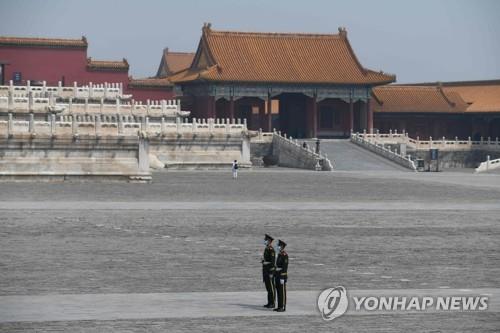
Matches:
[275,250,288,282]
[262,244,276,306]
[275,250,288,310]
[262,245,276,280]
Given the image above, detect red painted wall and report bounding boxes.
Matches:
[125,87,174,102]
[0,45,174,103]
[0,46,88,85]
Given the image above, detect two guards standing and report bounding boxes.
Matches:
[262,234,288,312]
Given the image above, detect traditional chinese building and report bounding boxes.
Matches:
[0,36,174,102]
[169,23,395,138]
[156,48,195,78]
[373,80,500,139]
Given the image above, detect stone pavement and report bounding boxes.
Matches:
[0,169,499,332]
[1,289,498,323]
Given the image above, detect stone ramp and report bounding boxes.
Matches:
[316,139,408,171]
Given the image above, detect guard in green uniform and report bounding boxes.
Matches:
[262,234,276,308]
[274,239,288,312]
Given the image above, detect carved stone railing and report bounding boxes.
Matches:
[272,130,333,171]
[358,130,500,152]
[0,116,248,139]
[351,132,417,171]
[475,156,500,173]
[0,80,130,100]
[0,94,187,119]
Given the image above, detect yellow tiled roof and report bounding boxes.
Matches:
[442,84,500,113]
[372,85,468,113]
[128,77,172,88]
[170,24,395,85]
[87,58,129,72]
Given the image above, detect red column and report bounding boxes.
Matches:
[367,97,373,134]
[349,98,354,133]
[266,96,272,132]
[229,96,235,120]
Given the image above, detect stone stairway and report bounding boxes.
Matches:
[309,139,409,171]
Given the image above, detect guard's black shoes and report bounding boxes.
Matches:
[263,304,275,308]
[273,308,285,312]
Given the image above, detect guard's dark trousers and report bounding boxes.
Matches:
[276,277,286,310]
[263,273,275,306]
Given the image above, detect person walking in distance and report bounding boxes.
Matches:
[274,239,288,312]
[261,234,276,308]
[232,160,238,179]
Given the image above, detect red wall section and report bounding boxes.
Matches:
[126,87,174,102]
[0,46,88,85]
[0,45,174,103]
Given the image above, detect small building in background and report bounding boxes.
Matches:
[0,36,174,102]
[373,80,500,140]
[156,48,195,78]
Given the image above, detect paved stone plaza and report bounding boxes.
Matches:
[1,169,499,332]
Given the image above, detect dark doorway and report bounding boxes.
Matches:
[277,93,308,138]
[317,98,350,138]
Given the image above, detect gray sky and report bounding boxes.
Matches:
[1,0,499,83]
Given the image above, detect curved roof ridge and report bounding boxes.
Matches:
[377,85,441,90]
[209,29,344,39]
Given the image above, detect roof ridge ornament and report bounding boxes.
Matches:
[203,22,212,32]
[338,26,347,37]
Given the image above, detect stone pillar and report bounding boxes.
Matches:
[367,97,373,134]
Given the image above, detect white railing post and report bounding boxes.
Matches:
[7,89,13,110]
[50,113,56,137]
[7,113,13,137]
[29,113,35,135]
[28,91,33,112]
[72,115,78,137]
[95,114,101,137]
[118,114,124,134]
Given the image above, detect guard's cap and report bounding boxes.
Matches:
[265,234,274,241]
[278,239,287,248]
